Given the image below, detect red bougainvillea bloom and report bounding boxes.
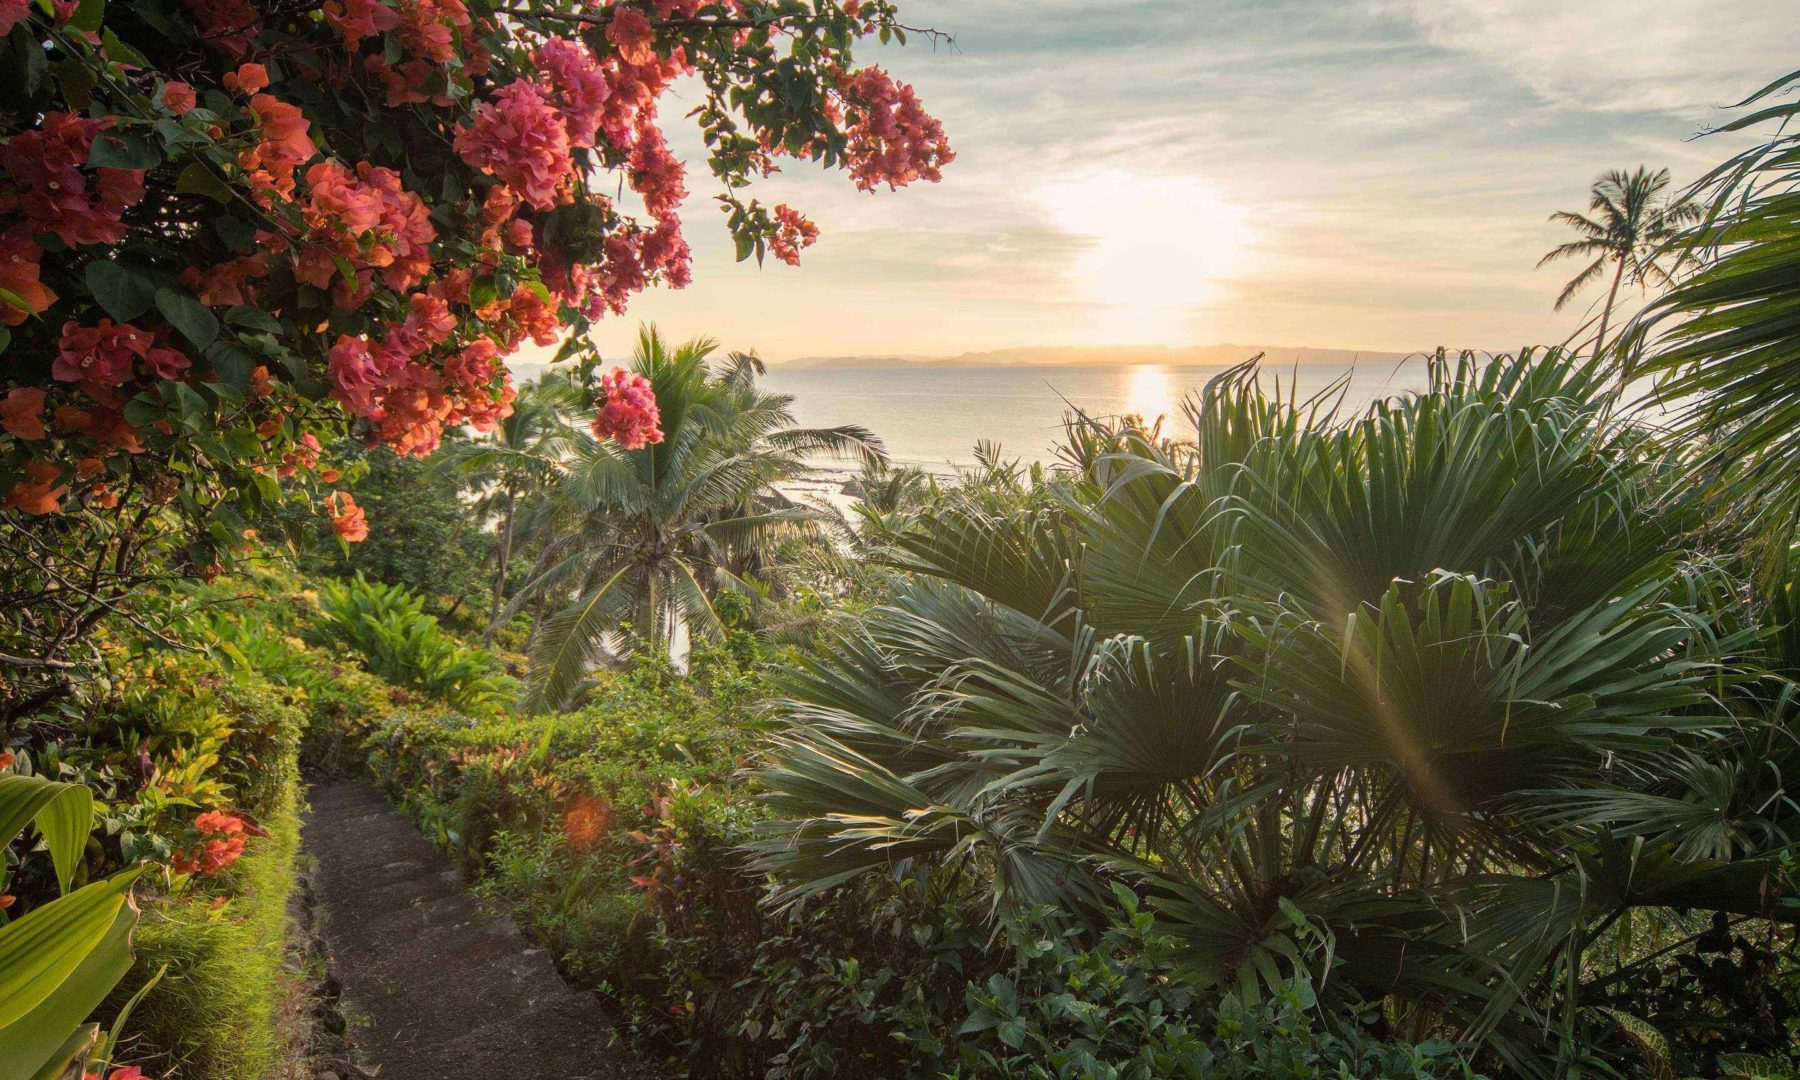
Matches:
[0,0,30,35]
[55,319,151,397]
[454,81,572,211]
[4,461,68,515]
[593,367,663,450]
[326,490,369,541]
[161,81,197,114]
[769,204,820,266]
[0,226,55,325]
[182,0,259,54]
[0,388,48,440]
[0,113,146,247]
[323,0,399,48]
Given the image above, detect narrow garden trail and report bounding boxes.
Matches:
[305,782,656,1080]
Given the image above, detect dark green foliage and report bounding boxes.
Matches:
[332,443,493,612]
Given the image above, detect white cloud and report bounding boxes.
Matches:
[1369,0,1797,115]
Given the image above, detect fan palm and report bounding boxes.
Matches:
[511,327,883,709]
[440,371,592,642]
[1539,167,1700,355]
[751,350,1799,1073]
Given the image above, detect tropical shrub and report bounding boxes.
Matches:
[315,573,511,715]
[751,350,1800,1076]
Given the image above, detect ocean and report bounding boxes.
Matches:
[761,359,1441,471]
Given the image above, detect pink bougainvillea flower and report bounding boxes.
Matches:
[55,319,151,391]
[769,204,819,266]
[0,388,49,441]
[607,6,657,66]
[534,37,611,148]
[0,227,55,324]
[592,367,663,450]
[453,81,572,211]
[323,0,399,48]
[834,66,954,192]
[0,113,147,247]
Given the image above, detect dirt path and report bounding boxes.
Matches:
[304,782,656,1080]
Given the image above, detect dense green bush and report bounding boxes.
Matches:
[314,575,513,716]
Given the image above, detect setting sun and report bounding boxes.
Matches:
[1044,173,1254,344]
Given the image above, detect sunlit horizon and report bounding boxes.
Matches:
[581,0,1795,365]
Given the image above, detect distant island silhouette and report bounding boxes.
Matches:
[772,343,1440,369]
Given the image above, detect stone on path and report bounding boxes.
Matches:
[304,782,656,1080]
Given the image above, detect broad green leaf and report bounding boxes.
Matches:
[154,287,219,351]
[0,775,94,894]
[23,1024,95,1080]
[83,261,156,322]
[0,868,141,1038]
[0,880,139,1080]
[175,162,233,204]
[86,130,161,171]
[67,0,103,32]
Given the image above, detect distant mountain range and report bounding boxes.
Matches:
[772,344,1427,370]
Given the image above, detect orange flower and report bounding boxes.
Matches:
[0,387,47,440]
[53,405,91,433]
[248,364,274,398]
[194,809,245,836]
[0,751,14,769]
[0,894,14,909]
[4,462,67,515]
[326,490,369,542]
[225,62,269,93]
[76,457,103,479]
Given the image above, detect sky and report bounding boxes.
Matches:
[581,0,1799,363]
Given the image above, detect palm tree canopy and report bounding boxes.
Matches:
[513,326,886,709]
[1540,166,1701,311]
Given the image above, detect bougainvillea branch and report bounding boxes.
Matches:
[0,0,950,702]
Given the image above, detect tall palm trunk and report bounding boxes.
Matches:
[1594,255,1627,357]
[485,488,515,645]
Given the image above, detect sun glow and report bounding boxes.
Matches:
[1044,172,1254,345]
[1122,364,1175,425]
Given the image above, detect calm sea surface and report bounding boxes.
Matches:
[762,360,1440,470]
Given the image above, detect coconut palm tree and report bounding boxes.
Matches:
[751,351,1800,1073]
[510,326,883,709]
[1539,166,1700,355]
[440,371,592,643]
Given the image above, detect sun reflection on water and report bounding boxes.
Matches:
[1122,364,1175,425]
